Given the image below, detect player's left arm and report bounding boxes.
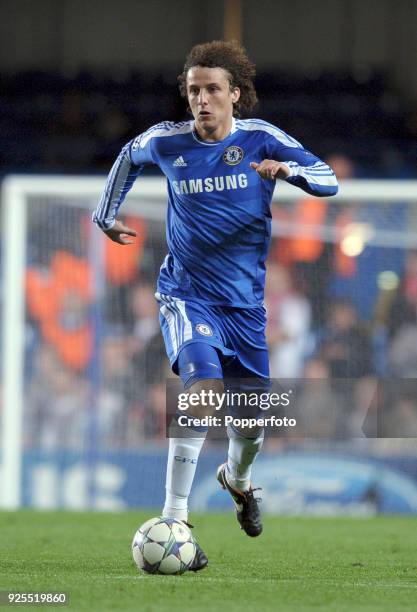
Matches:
[251,132,338,197]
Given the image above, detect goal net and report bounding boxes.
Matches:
[1,176,417,510]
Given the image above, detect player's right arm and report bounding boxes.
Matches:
[92,129,156,243]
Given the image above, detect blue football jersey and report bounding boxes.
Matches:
[93,118,338,307]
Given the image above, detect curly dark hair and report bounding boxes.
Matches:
[178,40,258,117]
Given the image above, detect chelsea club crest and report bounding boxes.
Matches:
[196,323,213,336]
[223,146,244,166]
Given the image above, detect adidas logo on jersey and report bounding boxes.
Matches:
[173,156,187,167]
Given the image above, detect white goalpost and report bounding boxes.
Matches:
[1,175,417,509]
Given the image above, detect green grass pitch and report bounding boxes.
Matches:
[1,511,417,611]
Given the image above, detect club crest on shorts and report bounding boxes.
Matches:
[196,323,213,336]
[223,146,244,165]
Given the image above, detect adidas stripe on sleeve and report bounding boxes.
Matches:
[283,158,339,197]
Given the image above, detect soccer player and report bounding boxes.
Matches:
[93,41,338,571]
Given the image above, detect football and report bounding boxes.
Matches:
[131,517,196,575]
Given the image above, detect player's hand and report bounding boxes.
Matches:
[250,160,291,180]
[103,220,137,245]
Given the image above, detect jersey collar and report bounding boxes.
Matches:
[192,117,237,146]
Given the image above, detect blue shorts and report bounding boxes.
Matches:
[155,292,269,379]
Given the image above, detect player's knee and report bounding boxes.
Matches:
[186,378,224,419]
[187,377,224,397]
[226,377,270,437]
